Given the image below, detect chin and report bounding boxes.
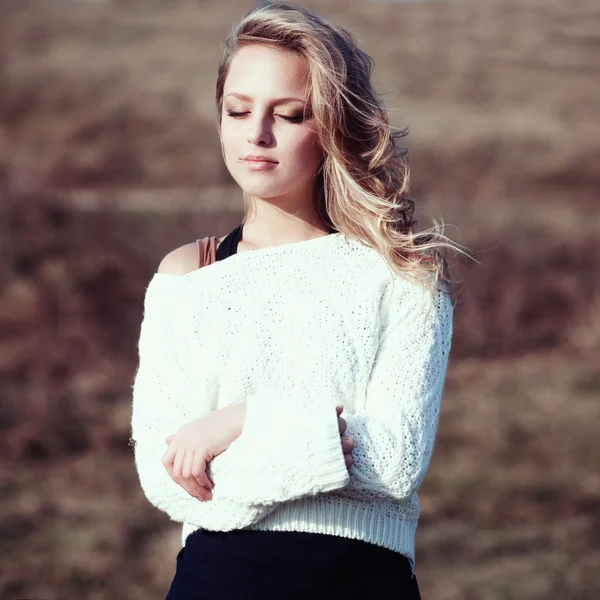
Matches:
[236,179,291,200]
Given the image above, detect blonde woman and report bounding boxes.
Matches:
[131,3,465,599]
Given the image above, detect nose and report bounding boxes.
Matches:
[246,114,272,146]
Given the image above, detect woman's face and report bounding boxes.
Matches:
[219,44,322,201]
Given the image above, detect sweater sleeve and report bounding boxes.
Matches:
[130,276,350,529]
[206,388,350,504]
[130,277,278,530]
[334,279,453,502]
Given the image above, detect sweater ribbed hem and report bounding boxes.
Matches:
[181,494,417,574]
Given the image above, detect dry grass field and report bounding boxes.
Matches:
[1,0,599,598]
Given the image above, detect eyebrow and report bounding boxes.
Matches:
[224,92,306,105]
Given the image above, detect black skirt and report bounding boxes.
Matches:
[165,528,421,600]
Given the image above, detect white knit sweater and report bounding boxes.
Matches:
[130,231,453,570]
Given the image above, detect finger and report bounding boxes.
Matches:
[164,460,175,483]
[182,450,205,497]
[345,454,353,470]
[172,447,185,482]
[192,456,213,490]
[162,441,177,470]
[192,479,211,498]
[165,447,201,497]
[192,482,212,501]
[338,416,346,435]
[197,465,213,491]
[164,447,180,484]
[341,435,354,453]
[165,434,174,444]
[182,447,194,480]
[165,447,202,496]
[190,453,211,494]
[336,405,343,416]
[182,450,206,496]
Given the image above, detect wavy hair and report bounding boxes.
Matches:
[215,2,471,310]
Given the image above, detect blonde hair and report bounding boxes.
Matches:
[215,3,471,310]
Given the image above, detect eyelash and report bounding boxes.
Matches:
[225,111,305,124]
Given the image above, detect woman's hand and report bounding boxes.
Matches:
[336,405,354,470]
[163,403,353,501]
[162,404,246,501]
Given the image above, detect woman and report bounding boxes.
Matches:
[130,3,467,599]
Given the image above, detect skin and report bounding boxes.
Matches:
[219,43,332,251]
[159,45,355,501]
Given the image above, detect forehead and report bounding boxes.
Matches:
[224,45,310,100]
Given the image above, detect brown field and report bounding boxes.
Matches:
[1,0,599,598]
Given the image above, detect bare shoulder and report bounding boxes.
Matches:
[157,236,227,276]
[157,242,199,276]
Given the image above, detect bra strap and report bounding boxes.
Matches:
[196,237,218,268]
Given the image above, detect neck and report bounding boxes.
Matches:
[241,196,333,250]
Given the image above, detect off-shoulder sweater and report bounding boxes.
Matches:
[130,231,453,570]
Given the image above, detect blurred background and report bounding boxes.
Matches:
[1,0,599,598]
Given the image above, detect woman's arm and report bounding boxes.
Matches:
[334,281,454,502]
[131,276,350,530]
[162,403,247,500]
[131,273,283,530]
[198,281,452,507]
[163,403,354,501]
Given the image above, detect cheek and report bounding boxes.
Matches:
[288,130,322,170]
[219,125,236,159]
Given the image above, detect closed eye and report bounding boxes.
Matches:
[225,111,306,124]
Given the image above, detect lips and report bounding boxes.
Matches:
[242,158,278,171]
[242,156,278,163]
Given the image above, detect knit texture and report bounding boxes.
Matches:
[130,232,453,569]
